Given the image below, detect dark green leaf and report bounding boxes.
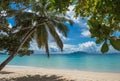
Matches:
[101,42,109,53]
[110,39,120,50]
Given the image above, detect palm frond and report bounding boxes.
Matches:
[36,25,48,48]
[35,24,49,56]
[51,20,69,37]
[47,22,63,51]
[51,16,74,26]
[57,23,69,37]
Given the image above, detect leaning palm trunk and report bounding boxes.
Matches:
[0,26,36,71]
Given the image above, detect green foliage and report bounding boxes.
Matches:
[49,0,75,14]
[110,38,120,51]
[0,31,33,56]
[73,0,120,52]
[18,50,34,57]
[0,0,73,56]
[0,0,120,54]
[101,42,109,53]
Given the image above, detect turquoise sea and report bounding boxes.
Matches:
[0,53,120,73]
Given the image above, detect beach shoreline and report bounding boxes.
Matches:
[6,65,120,73]
[0,66,120,81]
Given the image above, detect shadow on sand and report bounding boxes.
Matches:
[0,75,74,81]
[0,71,14,74]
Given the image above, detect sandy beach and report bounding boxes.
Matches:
[0,66,120,81]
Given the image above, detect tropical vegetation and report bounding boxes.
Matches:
[0,0,120,71]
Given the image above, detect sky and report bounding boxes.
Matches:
[6,5,120,54]
[30,5,120,54]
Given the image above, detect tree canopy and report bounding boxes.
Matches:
[0,0,120,71]
[0,0,74,70]
[0,0,120,54]
[0,0,73,56]
[51,0,120,53]
[74,0,120,53]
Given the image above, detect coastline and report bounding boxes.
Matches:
[0,66,120,81]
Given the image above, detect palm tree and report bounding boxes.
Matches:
[0,1,73,71]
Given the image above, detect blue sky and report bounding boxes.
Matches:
[30,5,120,54]
[64,5,95,45]
[6,5,120,54]
[64,19,95,45]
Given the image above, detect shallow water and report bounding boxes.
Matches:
[0,53,120,72]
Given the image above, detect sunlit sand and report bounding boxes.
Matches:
[0,66,120,81]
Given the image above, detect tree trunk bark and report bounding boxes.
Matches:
[0,26,36,71]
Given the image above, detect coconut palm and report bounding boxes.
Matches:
[0,1,73,70]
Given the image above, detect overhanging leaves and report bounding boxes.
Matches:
[110,38,120,51]
[101,42,109,53]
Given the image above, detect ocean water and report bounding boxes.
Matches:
[0,53,120,73]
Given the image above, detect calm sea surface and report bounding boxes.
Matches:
[0,53,120,72]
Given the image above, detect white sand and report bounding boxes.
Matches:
[0,66,120,81]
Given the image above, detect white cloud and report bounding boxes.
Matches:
[66,5,89,32]
[26,9,32,12]
[63,44,78,53]
[30,40,99,54]
[66,5,84,24]
[0,10,7,16]
[36,0,39,2]
[8,23,12,28]
[0,31,8,36]
[81,30,91,37]
[66,5,76,21]
[30,41,39,50]
[30,40,120,54]
[77,42,120,54]
[82,22,89,28]
[78,41,100,53]
[108,46,120,54]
